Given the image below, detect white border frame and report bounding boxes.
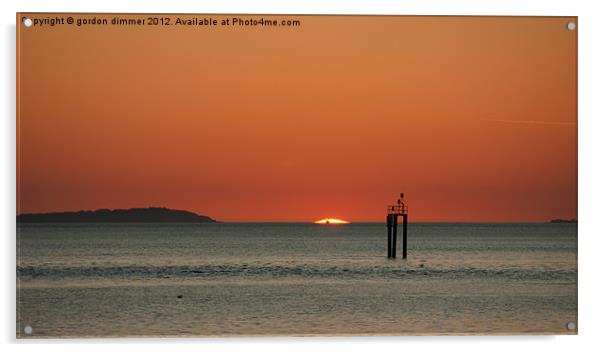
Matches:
[3,1,601,351]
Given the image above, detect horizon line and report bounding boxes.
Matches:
[15,207,576,224]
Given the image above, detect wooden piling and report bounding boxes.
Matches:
[402,214,408,259]
[386,214,392,258]
[392,215,398,258]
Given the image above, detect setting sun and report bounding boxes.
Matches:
[314,218,350,224]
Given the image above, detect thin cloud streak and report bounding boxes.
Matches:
[486,119,576,126]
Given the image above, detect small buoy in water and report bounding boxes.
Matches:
[177,295,183,299]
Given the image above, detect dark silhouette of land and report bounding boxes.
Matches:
[17,207,217,223]
[550,218,577,223]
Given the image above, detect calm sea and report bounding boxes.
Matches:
[16,222,577,337]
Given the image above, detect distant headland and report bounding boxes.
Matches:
[549,218,577,223]
[17,207,217,223]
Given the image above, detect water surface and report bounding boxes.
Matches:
[17,222,577,337]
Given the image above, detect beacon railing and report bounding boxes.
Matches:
[387,204,408,215]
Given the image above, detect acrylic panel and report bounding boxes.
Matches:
[16,13,577,338]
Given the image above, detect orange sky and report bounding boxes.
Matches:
[17,14,577,222]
